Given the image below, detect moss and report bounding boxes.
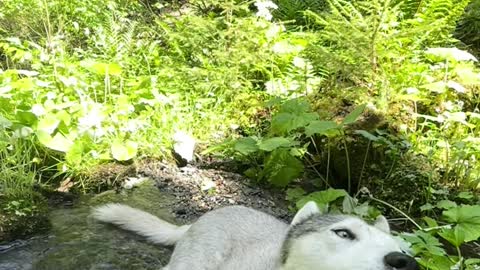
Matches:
[0,192,50,242]
[90,180,176,220]
[366,155,441,217]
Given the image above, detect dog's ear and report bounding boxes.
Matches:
[291,201,319,226]
[373,215,390,233]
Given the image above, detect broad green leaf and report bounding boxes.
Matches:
[51,133,74,152]
[234,137,259,155]
[421,81,447,93]
[16,110,37,125]
[353,202,371,217]
[436,200,457,210]
[36,130,52,148]
[110,140,138,161]
[111,140,138,161]
[342,195,357,214]
[305,121,338,136]
[355,130,379,141]
[65,141,84,165]
[417,254,455,270]
[457,191,474,200]
[342,104,366,125]
[81,60,122,76]
[270,98,319,135]
[422,216,439,228]
[442,205,480,242]
[258,137,292,151]
[37,116,60,134]
[56,110,72,126]
[420,203,434,212]
[262,149,304,187]
[271,112,318,135]
[401,231,446,256]
[37,130,74,152]
[438,226,465,247]
[297,189,348,210]
[466,258,480,268]
[279,98,311,114]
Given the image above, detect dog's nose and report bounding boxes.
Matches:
[384,252,419,270]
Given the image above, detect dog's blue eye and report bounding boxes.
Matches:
[332,229,356,240]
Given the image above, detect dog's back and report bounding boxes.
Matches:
[166,206,288,270]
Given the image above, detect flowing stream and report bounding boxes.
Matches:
[0,183,175,270]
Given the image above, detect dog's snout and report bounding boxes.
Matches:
[384,252,419,270]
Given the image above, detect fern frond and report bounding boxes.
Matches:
[273,0,328,26]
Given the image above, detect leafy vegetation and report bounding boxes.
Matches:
[0,0,479,268]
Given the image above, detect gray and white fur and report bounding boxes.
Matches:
[92,201,419,270]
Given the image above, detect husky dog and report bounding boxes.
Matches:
[93,201,418,270]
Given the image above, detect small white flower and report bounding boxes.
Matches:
[254,0,278,21]
[31,104,45,116]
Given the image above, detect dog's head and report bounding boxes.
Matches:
[280,201,419,270]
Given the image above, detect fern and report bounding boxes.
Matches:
[273,0,328,26]
[455,0,480,54]
[399,0,471,47]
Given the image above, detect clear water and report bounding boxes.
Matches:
[0,184,176,270]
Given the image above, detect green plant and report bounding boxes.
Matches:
[455,0,480,55]
[272,0,328,27]
[206,98,367,188]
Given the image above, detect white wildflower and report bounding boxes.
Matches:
[254,0,278,21]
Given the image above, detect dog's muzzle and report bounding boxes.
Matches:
[384,252,419,270]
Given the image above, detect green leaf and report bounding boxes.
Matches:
[271,112,318,135]
[422,216,439,228]
[82,60,122,76]
[37,116,60,134]
[438,226,465,247]
[262,149,304,187]
[243,167,259,180]
[342,195,357,214]
[279,98,311,114]
[442,205,480,242]
[305,121,338,136]
[353,202,371,217]
[65,141,84,165]
[401,231,446,257]
[342,104,366,125]
[258,137,292,151]
[286,187,306,202]
[417,254,455,270]
[457,191,474,200]
[436,200,457,210]
[466,258,480,268]
[234,137,259,155]
[16,110,37,125]
[354,130,379,141]
[421,81,447,93]
[420,203,434,212]
[37,130,74,152]
[270,98,319,135]
[111,140,138,161]
[297,189,348,210]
